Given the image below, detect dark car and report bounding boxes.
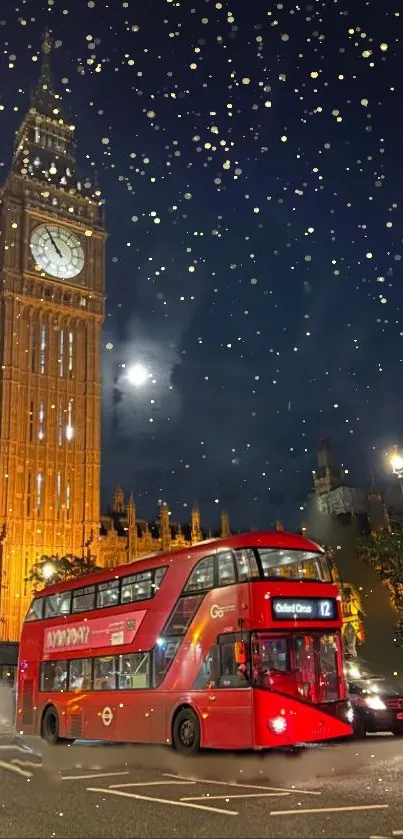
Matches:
[346,661,403,738]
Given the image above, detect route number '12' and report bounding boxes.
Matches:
[319,600,331,617]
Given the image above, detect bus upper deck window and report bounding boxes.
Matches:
[234,549,259,581]
[217,551,236,586]
[25,598,44,621]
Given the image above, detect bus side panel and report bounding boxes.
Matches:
[116,690,153,743]
[192,689,253,749]
[17,665,41,736]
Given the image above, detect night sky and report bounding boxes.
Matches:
[0,1,402,530]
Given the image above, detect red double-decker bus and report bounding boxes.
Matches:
[17,531,353,752]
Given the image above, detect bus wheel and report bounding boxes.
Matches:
[41,706,60,745]
[172,708,200,755]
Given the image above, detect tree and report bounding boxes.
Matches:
[27,554,101,589]
[357,529,403,645]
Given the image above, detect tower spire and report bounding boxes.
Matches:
[160,502,171,552]
[191,502,202,544]
[220,510,230,538]
[30,29,60,119]
[313,432,343,496]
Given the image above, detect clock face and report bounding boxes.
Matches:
[30,224,85,280]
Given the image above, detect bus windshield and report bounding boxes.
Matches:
[252,631,342,703]
[256,549,331,582]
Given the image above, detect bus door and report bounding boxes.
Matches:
[203,634,252,749]
[84,656,119,741]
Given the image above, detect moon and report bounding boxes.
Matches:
[126,363,149,387]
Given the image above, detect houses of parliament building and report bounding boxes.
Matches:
[99,487,230,568]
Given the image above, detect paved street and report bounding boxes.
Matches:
[0,728,402,838]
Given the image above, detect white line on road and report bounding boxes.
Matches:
[181,792,291,801]
[271,804,389,817]
[0,758,33,778]
[393,832,403,836]
[11,759,42,769]
[62,771,130,781]
[87,786,238,816]
[109,780,196,789]
[163,772,321,796]
[0,745,31,753]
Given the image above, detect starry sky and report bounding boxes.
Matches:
[0,0,402,530]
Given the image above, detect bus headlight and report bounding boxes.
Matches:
[346,705,354,724]
[269,715,287,735]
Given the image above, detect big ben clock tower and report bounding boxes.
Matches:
[0,32,106,640]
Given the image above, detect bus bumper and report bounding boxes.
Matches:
[252,690,353,749]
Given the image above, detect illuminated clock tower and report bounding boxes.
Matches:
[0,32,106,640]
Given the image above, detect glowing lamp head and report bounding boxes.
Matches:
[42,562,56,580]
[127,363,149,387]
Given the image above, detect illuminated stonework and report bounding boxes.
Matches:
[98,489,230,567]
[0,33,105,640]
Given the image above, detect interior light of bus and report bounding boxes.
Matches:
[235,641,246,664]
[269,715,287,735]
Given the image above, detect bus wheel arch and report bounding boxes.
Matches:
[171,704,201,755]
[41,704,60,745]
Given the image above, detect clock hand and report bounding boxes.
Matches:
[46,227,63,258]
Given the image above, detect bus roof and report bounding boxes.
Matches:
[35,530,323,598]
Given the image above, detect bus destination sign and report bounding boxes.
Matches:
[271,597,337,621]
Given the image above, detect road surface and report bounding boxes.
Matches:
[0,729,401,838]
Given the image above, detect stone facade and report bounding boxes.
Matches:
[0,34,105,639]
[98,486,230,567]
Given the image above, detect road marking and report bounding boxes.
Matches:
[62,771,130,781]
[87,786,238,816]
[0,744,31,753]
[163,772,321,796]
[0,759,33,778]
[182,792,290,801]
[109,780,196,789]
[393,833,403,837]
[11,758,42,769]
[271,804,389,817]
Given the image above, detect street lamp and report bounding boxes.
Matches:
[42,561,56,580]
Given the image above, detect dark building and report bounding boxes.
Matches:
[305,435,398,675]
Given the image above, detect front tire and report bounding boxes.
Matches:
[172,708,201,755]
[41,705,60,745]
